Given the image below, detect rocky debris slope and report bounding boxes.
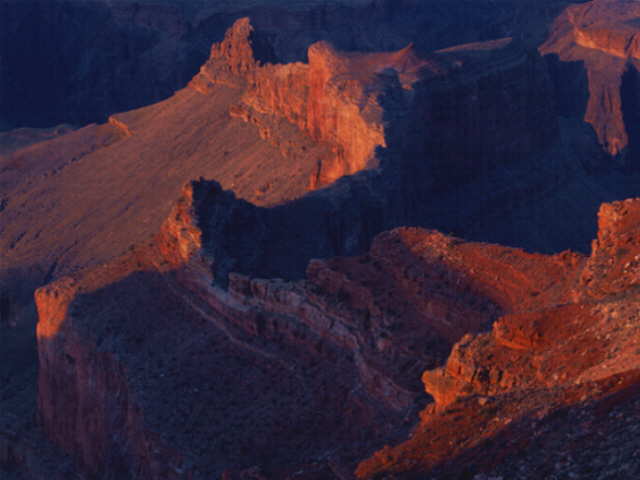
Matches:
[32,178,597,478]
[0,126,76,156]
[541,0,640,158]
[356,198,640,479]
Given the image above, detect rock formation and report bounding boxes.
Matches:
[190,17,387,186]
[2,0,563,131]
[3,2,640,479]
[541,0,640,158]
[32,181,640,478]
[31,177,599,478]
[0,15,567,298]
[356,198,640,479]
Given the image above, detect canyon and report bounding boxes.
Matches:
[356,199,640,479]
[2,0,640,478]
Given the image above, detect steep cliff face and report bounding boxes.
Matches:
[541,0,640,157]
[357,198,640,479]
[6,3,640,479]
[0,14,571,305]
[191,17,404,186]
[190,17,559,188]
[33,178,596,478]
[33,219,401,477]
[578,198,640,300]
[29,193,640,479]
[35,279,178,478]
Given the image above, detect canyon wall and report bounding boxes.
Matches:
[408,39,557,183]
[541,0,640,158]
[33,177,612,478]
[190,17,392,186]
[8,4,640,478]
[190,17,558,190]
[2,0,547,131]
[356,197,640,479]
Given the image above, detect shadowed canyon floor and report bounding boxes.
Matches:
[2,0,640,478]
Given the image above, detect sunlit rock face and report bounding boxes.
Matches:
[357,197,640,479]
[191,17,420,187]
[0,14,562,300]
[5,2,640,479]
[35,180,640,478]
[0,0,548,132]
[193,17,558,188]
[31,177,587,478]
[32,184,489,477]
[541,0,640,157]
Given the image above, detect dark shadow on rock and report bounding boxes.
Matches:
[192,55,640,286]
[621,60,640,171]
[417,376,640,480]
[544,54,590,120]
[248,28,280,64]
[189,44,640,287]
[37,267,417,478]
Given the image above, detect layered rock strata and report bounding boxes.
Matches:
[33,179,589,478]
[190,17,419,186]
[357,198,640,479]
[541,0,640,157]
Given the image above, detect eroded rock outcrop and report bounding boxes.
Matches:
[579,198,640,294]
[357,198,640,479]
[34,178,596,478]
[190,17,410,185]
[541,0,640,157]
[189,18,558,188]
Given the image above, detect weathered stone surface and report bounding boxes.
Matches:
[35,180,627,478]
[541,0,640,156]
[578,198,640,300]
[191,18,418,186]
[5,3,640,479]
[357,198,640,479]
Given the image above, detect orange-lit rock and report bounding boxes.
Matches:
[190,18,435,186]
[541,0,640,156]
[578,198,640,300]
[38,181,634,478]
[32,182,581,476]
[357,197,640,479]
[157,182,204,267]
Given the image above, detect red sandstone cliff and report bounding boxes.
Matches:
[541,0,640,157]
[189,17,557,188]
[189,17,430,186]
[34,182,640,479]
[7,7,640,479]
[356,198,640,479]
